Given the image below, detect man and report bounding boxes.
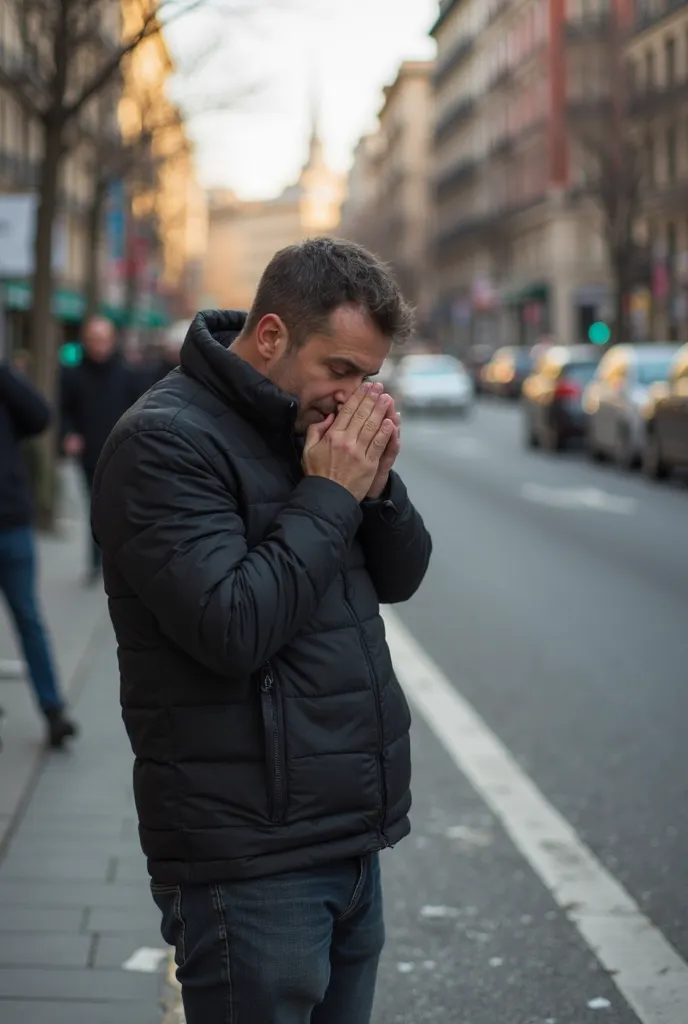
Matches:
[61,316,139,583]
[0,361,78,747]
[91,238,432,1023]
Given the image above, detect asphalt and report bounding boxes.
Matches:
[373,398,688,1023]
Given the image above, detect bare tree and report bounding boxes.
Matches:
[0,0,241,524]
[567,6,646,345]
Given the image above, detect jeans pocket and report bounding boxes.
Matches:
[150,883,186,967]
[259,661,287,824]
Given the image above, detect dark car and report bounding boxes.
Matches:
[522,345,602,451]
[481,346,532,399]
[641,343,688,480]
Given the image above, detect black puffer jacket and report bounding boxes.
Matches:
[0,364,51,530]
[92,310,431,884]
[61,354,140,473]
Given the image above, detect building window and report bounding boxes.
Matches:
[666,125,676,181]
[645,49,655,90]
[665,36,675,86]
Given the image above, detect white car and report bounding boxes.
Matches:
[394,353,473,415]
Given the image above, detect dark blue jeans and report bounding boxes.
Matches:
[0,525,63,711]
[152,853,385,1024]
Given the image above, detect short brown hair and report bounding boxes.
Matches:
[243,237,415,347]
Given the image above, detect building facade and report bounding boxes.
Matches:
[202,119,344,312]
[118,0,207,328]
[430,0,614,351]
[627,0,688,340]
[0,0,122,353]
[340,62,434,317]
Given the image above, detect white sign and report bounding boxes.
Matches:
[0,193,66,277]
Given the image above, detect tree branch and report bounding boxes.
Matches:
[65,0,209,121]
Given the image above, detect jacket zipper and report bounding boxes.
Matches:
[341,575,390,847]
[260,661,285,824]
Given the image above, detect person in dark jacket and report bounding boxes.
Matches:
[91,238,432,1024]
[0,362,78,747]
[61,316,139,583]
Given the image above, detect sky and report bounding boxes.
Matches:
[164,0,437,201]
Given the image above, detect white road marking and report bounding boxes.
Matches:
[122,947,170,973]
[383,608,688,1024]
[521,483,637,515]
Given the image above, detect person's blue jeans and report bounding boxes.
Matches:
[152,853,385,1024]
[0,525,64,711]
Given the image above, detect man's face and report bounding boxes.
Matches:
[266,306,391,434]
[83,320,116,362]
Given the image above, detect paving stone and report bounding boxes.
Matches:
[0,966,162,1001]
[13,817,131,840]
[87,906,161,934]
[0,1001,163,1024]
[0,906,84,933]
[93,933,170,970]
[0,879,150,908]
[0,932,91,967]
[112,854,149,883]
[0,851,111,882]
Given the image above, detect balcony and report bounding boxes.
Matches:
[629,78,688,115]
[486,66,512,94]
[434,158,477,199]
[431,0,465,36]
[433,36,475,87]
[486,0,510,28]
[489,134,515,159]
[632,0,688,34]
[434,97,476,146]
[564,13,612,41]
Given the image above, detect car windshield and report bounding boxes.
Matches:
[403,357,462,377]
[513,350,532,369]
[636,359,673,385]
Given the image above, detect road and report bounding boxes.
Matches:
[374,399,688,1024]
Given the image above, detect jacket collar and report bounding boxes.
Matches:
[180,310,298,436]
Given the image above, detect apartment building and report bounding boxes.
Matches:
[627,0,688,339]
[0,0,122,351]
[340,62,433,318]
[431,0,612,350]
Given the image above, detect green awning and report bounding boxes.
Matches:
[3,280,169,328]
[502,282,549,305]
[3,280,85,322]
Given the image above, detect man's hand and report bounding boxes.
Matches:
[366,396,401,499]
[302,383,395,503]
[63,433,84,458]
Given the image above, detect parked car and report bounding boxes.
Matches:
[641,343,688,479]
[522,345,602,451]
[394,353,473,415]
[481,346,532,398]
[582,344,680,468]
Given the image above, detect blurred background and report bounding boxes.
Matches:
[1,1,687,1022]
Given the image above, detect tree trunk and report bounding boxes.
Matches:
[29,118,64,531]
[85,176,108,321]
[612,250,630,346]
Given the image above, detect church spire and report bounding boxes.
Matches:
[306,66,324,169]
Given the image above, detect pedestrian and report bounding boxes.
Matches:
[60,316,139,584]
[0,360,78,748]
[92,237,432,1024]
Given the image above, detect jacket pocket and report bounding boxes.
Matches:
[259,662,287,824]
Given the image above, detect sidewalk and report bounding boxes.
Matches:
[0,463,176,1022]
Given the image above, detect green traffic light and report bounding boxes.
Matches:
[59,342,83,367]
[588,322,610,345]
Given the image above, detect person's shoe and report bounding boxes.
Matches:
[44,707,79,749]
